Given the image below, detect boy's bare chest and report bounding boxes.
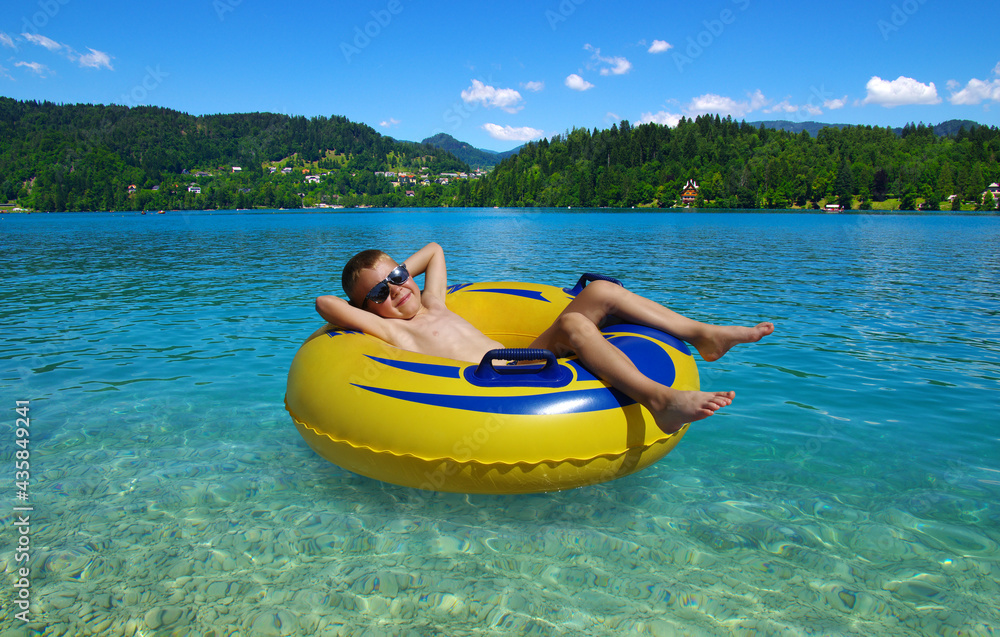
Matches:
[392,304,500,362]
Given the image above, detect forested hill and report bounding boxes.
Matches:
[2,97,998,212]
[420,133,521,168]
[464,115,1000,210]
[0,97,467,211]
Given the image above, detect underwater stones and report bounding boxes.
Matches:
[245,609,299,636]
[884,576,947,604]
[431,534,473,554]
[46,589,78,610]
[673,591,739,621]
[347,569,411,597]
[89,592,112,610]
[428,592,467,618]
[296,611,323,634]
[90,616,113,633]
[389,596,418,619]
[205,580,236,600]
[121,618,142,636]
[143,606,187,630]
[166,560,193,578]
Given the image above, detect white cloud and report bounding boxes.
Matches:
[861,75,941,107]
[949,78,1000,105]
[648,40,672,54]
[585,44,632,76]
[460,79,524,113]
[600,56,631,76]
[379,118,400,128]
[15,61,51,76]
[521,80,544,92]
[687,90,768,118]
[19,33,113,71]
[643,89,855,126]
[482,123,545,142]
[565,73,594,91]
[641,90,776,126]
[0,32,15,49]
[945,63,1000,105]
[823,96,848,110]
[639,110,682,127]
[76,47,113,70]
[22,32,62,51]
[764,95,825,117]
[764,99,800,114]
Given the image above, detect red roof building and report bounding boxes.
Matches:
[681,179,699,205]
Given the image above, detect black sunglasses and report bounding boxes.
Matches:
[362,263,409,307]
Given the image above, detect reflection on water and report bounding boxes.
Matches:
[1,209,998,635]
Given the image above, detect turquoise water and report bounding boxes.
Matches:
[1,209,998,636]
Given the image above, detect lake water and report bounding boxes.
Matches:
[1,208,998,636]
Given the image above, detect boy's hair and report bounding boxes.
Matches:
[342,249,390,302]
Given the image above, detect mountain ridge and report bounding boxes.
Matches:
[746,118,982,137]
[419,133,522,168]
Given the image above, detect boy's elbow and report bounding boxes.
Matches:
[315,295,339,320]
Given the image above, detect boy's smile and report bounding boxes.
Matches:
[354,259,422,319]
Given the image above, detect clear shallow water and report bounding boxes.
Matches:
[1,209,998,636]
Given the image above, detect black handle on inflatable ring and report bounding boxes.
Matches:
[564,273,625,296]
[474,348,557,380]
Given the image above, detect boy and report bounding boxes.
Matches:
[315,242,774,433]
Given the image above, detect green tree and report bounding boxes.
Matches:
[936,163,955,198]
[981,191,996,211]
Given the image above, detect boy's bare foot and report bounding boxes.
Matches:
[693,322,774,362]
[650,389,735,434]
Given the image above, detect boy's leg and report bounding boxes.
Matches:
[550,280,773,362]
[530,309,734,432]
[528,280,773,432]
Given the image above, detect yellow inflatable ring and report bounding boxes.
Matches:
[285,275,700,494]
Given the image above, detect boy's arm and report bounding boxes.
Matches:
[315,295,391,342]
[401,242,448,299]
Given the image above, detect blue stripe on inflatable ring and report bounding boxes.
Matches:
[365,355,463,379]
[466,288,550,302]
[351,383,634,415]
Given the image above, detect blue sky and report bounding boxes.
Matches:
[3,0,999,151]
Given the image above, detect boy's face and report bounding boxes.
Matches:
[353,258,422,319]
